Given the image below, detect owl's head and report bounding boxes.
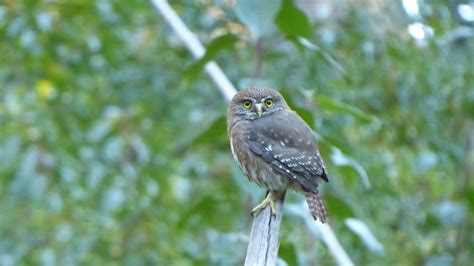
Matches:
[228,87,289,121]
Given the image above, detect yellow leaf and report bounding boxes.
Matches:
[36,79,55,100]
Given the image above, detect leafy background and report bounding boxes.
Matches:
[1,0,473,265]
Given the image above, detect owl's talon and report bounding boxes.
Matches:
[251,192,277,216]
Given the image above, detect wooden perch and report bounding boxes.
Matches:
[245,196,284,266]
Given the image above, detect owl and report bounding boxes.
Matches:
[227,87,328,223]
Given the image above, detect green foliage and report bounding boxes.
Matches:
[275,0,312,39]
[315,95,375,124]
[1,0,473,265]
[183,34,239,81]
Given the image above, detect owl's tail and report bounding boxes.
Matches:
[304,189,327,223]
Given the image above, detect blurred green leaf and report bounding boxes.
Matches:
[467,189,474,212]
[297,37,349,78]
[280,91,314,126]
[331,147,371,189]
[176,195,219,229]
[279,240,299,265]
[275,0,311,39]
[325,194,355,219]
[183,34,239,81]
[316,95,375,123]
[190,116,227,146]
[292,106,314,127]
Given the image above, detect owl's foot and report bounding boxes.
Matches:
[251,191,277,217]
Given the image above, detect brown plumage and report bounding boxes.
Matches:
[303,190,327,223]
[227,87,329,223]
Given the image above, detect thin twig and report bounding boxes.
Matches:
[254,39,263,77]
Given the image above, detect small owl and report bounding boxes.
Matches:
[227,87,328,223]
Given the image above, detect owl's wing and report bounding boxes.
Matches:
[248,111,328,191]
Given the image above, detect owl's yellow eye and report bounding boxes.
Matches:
[265,99,273,107]
[243,100,252,108]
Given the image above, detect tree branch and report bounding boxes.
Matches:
[150,0,236,101]
[286,203,354,266]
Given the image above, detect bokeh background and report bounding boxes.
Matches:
[1,0,473,265]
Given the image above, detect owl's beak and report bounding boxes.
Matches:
[255,103,263,117]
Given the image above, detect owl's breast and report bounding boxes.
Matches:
[229,120,291,192]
